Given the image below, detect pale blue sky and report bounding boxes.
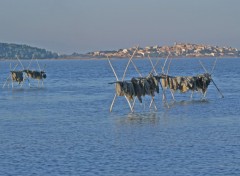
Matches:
[0,0,239,54]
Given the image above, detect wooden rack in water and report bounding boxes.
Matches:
[2,56,47,88]
[108,47,224,113]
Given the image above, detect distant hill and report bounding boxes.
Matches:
[0,42,59,60]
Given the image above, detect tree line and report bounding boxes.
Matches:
[0,43,59,59]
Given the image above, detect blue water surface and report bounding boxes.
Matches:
[0,58,240,176]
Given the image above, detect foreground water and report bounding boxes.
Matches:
[0,58,239,176]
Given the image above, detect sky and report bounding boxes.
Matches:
[0,0,240,54]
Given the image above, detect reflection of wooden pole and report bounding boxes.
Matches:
[170,89,175,101]
[110,94,117,112]
[202,90,207,98]
[149,98,157,110]
[190,91,194,99]
[149,98,153,108]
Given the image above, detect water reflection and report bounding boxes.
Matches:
[168,99,210,108]
[114,112,160,125]
[109,98,214,126]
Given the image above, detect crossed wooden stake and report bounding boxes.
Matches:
[108,46,170,112]
[155,57,224,101]
[198,59,224,98]
[2,55,47,89]
[24,55,47,87]
[2,56,27,88]
[108,49,224,113]
[108,47,139,112]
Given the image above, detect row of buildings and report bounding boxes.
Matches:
[87,43,240,58]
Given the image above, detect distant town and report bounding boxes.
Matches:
[86,43,240,58]
[0,42,239,60]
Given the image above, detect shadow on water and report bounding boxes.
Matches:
[168,99,210,108]
[112,112,160,125]
[2,87,47,95]
[111,99,210,121]
[0,87,48,101]
[109,98,214,126]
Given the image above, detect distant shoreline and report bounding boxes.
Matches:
[41,55,240,60]
[1,42,240,60]
[0,56,240,61]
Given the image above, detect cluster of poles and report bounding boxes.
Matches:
[108,46,224,113]
[2,56,47,88]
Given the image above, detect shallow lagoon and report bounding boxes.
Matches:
[0,58,240,175]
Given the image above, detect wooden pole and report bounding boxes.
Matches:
[148,54,157,75]
[162,54,170,74]
[16,56,25,70]
[2,74,11,88]
[132,97,137,111]
[122,46,138,81]
[3,64,18,88]
[211,58,218,74]
[16,56,27,88]
[110,93,117,112]
[199,60,208,73]
[27,57,34,69]
[166,57,172,75]
[124,95,134,112]
[211,79,224,98]
[36,58,41,71]
[149,98,157,110]
[130,59,142,77]
[108,57,119,81]
[108,56,119,112]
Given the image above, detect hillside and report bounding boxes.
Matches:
[0,42,59,60]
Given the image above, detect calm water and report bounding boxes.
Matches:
[0,58,240,176]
